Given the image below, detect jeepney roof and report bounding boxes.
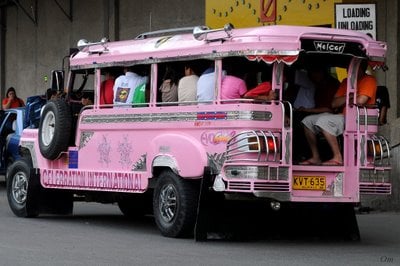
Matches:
[69,25,387,70]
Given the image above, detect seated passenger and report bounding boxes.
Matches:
[292,69,316,110]
[113,66,148,107]
[159,66,179,103]
[220,74,247,100]
[132,83,148,106]
[244,71,276,100]
[376,85,390,125]
[300,61,376,166]
[46,88,58,100]
[196,65,215,102]
[100,69,116,105]
[81,92,94,106]
[292,67,340,163]
[178,63,199,103]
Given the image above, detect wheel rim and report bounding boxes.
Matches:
[41,110,55,146]
[11,170,28,204]
[159,184,177,223]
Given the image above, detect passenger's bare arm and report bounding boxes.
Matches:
[331,95,346,109]
[356,95,370,106]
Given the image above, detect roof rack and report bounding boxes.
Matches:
[135,23,235,42]
[135,26,203,40]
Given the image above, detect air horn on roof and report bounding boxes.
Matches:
[193,23,234,41]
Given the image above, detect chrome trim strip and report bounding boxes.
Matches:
[81,111,273,124]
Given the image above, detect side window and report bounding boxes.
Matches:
[157,60,210,105]
[69,70,95,102]
[221,56,274,101]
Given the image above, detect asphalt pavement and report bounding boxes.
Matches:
[0,180,399,266]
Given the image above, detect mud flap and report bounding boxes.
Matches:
[32,168,74,215]
[331,203,361,241]
[194,167,214,241]
[281,203,361,241]
[194,167,239,241]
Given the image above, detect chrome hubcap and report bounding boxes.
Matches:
[41,111,55,146]
[159,184,177,223]
[12,171,28,204]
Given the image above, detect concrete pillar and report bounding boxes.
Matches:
[0,8,5,102]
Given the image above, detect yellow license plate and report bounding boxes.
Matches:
[293,176,326,190]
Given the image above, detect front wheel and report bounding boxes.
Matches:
[6,158,40,217]
[153,170,199,238]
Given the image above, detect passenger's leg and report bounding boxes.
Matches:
[316,114,344,165]
[321,130,343,164]
[302,126,321,164]
[300,114,324,165]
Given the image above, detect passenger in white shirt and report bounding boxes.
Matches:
[178,64,199,103]
[197,67,215,102]
[113,67,148,107]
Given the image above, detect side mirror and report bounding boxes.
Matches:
[51,70,64,92]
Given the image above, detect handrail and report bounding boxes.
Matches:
[135,26,199,40]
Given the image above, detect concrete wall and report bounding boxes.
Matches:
[3,0,205,100]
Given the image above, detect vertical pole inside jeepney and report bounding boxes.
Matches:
[345,57,362,167]
[214,59,222,103]
[150,63,157,106]
[95,68,101,107]
[273,62,291,165]
[0,9,5,103]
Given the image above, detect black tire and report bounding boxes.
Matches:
[6,158,40,217]
[153,170,199,238]
[39,100,72,160]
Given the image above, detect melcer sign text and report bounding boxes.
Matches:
[314,41,345,53]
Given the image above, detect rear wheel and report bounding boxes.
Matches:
[39,100,71,160]
[153,170,199,238]
[6,158,40,217]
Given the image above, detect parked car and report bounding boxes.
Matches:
[0,95,46,176]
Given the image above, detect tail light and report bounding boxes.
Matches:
[248,136,277,153]
[367,140,381,158]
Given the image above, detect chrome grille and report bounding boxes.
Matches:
[227,180,290,192]
[360,169,390,183]
[224,166,289,181]
[360,183,391,194]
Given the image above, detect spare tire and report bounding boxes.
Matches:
[39,100,72,160]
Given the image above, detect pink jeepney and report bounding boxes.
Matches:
[7,24,390,239]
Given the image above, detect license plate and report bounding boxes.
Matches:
[293,176,326,190]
